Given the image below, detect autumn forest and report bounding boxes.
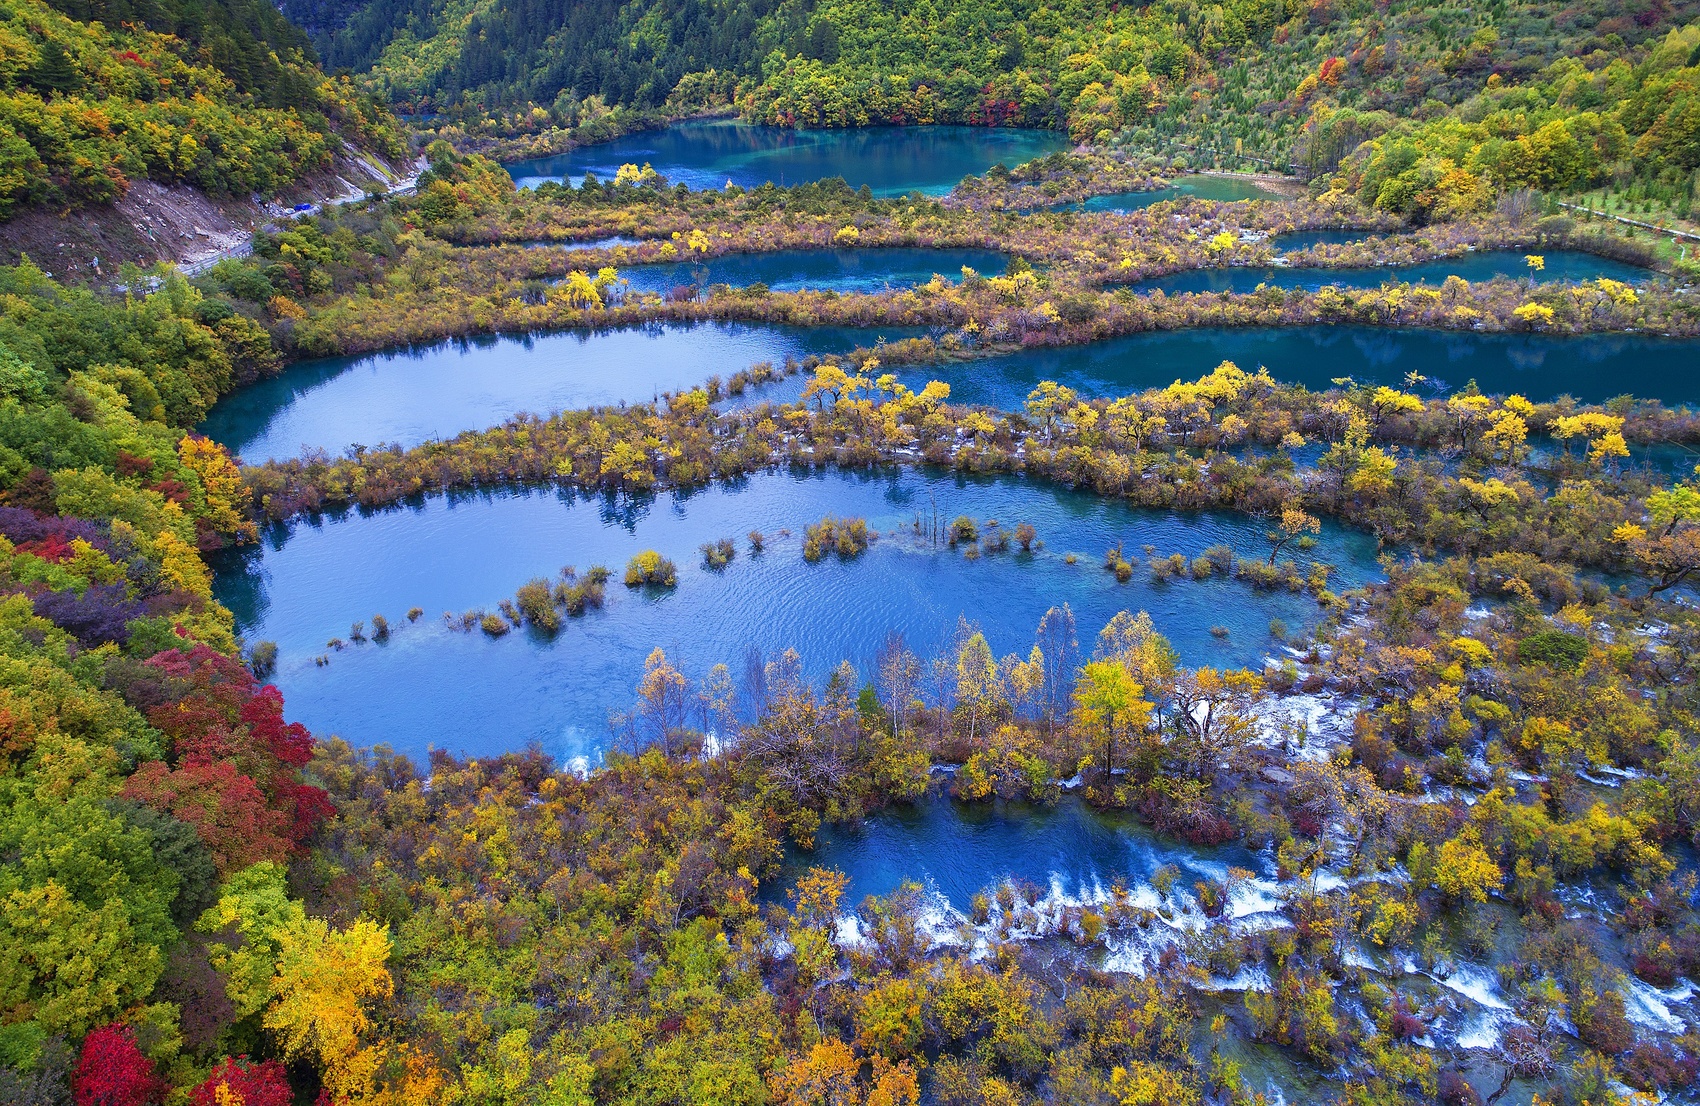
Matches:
[5,0,1700,1104]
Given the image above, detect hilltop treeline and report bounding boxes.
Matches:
[319,0,1700,225]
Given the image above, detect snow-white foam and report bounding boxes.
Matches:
[1455,1011,1507,1050]
[1622,976,1690,1033]
[1342,944,1378,971]
[1197,964,1273,993]
[1433,963,1510,1010]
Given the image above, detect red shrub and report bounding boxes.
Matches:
[279,779,336,845]
[1632,950,1678,988]
[1436,1068,1482,1106]
[1622,1040,1698,1092]
[147,478,189,503]
[115,450,155,477]
[1177,814,1239,846]
[16,533,74,562]
[1391,1009,1428,1039]
[137,645,332,855]
[1290,808,1324,838]
[73,1025,162,1106]
[190,1058,292,1106]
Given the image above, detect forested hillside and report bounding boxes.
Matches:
[296,0,1700,222]
[0,0,405,220]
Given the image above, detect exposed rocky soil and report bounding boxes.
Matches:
[0,146,418,283]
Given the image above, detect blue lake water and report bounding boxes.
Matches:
[1123,250,1651,295]
[772,794,1267,912]
[206,323,1700,466]
[213,469,1381,766]
[506,121,1074,196]
[200,323,909,462]
[527,235,644,249]
[878,327,1700,410]
[617,247,1009,295]
[1044,176,1284,213]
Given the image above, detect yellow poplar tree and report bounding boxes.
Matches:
[264,915,395,1101]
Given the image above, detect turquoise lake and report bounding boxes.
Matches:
[200,323,907,462]
[1043,176,1284,212]
[505,121,1074,196]
[212,469,1381,765]
[772,793,1269,914]
[204,322,1700,465]
[617,247,1009,295]
[1122,250,1651,295]
[876,327,1700,410]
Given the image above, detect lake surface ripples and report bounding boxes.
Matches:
[201,322,910,462]
[213,469,1381,765]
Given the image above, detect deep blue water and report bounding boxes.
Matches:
[505,121,1073,196]
[200,323,913,462]
[617,247,1009,295]
[213,469,1381,765]
[1123,250,1650,296]
[1043,176,1283,213]
[205,323,1700,466]
[773,794,1266,912]
[876,327,1700,410]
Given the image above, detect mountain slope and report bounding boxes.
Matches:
[298,0,1699,139]
[0,0,406,220]
[302,0,797,111]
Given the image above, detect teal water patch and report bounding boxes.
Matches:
[212,469,1380,765]
[1123,250,1651,296]
[526,234,644,249]
[876,327,1700,410]
[505,121,1073,196]
[201,322,916,462]
[1040,176,1283,213]
[770,794,1268,913]
[618,247,1009,295]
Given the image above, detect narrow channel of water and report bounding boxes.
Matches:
[876,327,1700,410]
[505,121,1073,196]
[208,322,1700,466]
[1122,250,1651,296]
[618,247,1009,295]
[213,469,1381,765]
[1042,176,1284,212]
[772,793,1270,913]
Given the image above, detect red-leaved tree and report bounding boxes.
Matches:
[132,646,332,856]
[241,684,314,767]
[73,1025,162,1106]
[145,646,261,745]
[122,758,292,874]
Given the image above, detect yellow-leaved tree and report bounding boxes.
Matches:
[177,434,258,543]
[265,915,395,1101]
[1434,827,1503,904]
